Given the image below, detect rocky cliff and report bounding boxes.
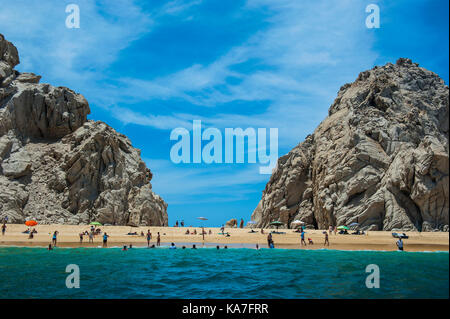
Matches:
[0,34,168,226]
[251,58,449,231]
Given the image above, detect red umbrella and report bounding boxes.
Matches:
[25,220,37,227]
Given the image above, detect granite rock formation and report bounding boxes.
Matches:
[0,34,168,226]
[251,58,449,231]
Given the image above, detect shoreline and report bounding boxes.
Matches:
[1,242,449,253]
[0,224,448,252]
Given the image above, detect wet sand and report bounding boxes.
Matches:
[0,224,448,251]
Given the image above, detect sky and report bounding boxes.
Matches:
[0,0,448,227]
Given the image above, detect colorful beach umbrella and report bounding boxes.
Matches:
[349,222,359,227]
[337,225,349,230]
[89,222,102,226]
[25,220,37,227]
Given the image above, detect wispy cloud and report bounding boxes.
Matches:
[104,0,378,148]
[145,158,267,205]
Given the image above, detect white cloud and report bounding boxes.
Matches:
[107,0,378,148]
[145,158,267,204]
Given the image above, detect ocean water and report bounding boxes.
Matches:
[0,246,448,299]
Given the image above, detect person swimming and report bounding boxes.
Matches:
[122,245,128,251]
[48,244,53,250]
[182,246,186,249]
[170,242,177,249]
[224,246,228,249]
[216,246,220,250]
[192,244,197,249]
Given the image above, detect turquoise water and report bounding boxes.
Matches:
[0,246,448,299]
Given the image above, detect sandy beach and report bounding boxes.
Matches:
[0,224,448,251]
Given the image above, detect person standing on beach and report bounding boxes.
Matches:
[324,232,329,246]
[52,231,58,246]
[181,220,184,227]
[146,230,152,247]
[89,231,94,243]
[239,219,244,229]
[102,232,109,247]
[157,232,161,246]
[267,233,273,248]
[1,223,6,236]
[79,233,84,244]
[396,238,404,251]
[300,229,306,246]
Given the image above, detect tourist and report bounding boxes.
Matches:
[103,232,109,247]
[28,232,34,239]
[175,220,179,227]
[256,243,259,250]
[1,223,6,236]
[224,246,228,249]
[261,228,264,234]
[48,244,53,250]
[181,220,184,227]
[334,226,337,235]
[329,226,333,235]
[300,229,306,246]
[396,238,404,251]
[88,231,94,243]
[185,229,190,235]
[157,232,161,246]
[267,233,273,248]
[192,244,197,249]
[239,218,244,228]
[182,246,186,249]
[79,233,83,244]
[324,232,329,246]
[216,245,220,249]
[170,242,177,249]
[220,225,225,234]
[52,231,58,246]
[146,230,152,247]
[129,244,133,249]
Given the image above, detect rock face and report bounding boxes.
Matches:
[225,219,237,228]
[252,58,449,231]
[0,34,168,226]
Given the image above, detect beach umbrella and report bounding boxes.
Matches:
[349,222,359,227]
[196,217,208,228]
[337,225,349,230]
[25,220,37,227]
[270,221,283,230]
[89,222,102,226]
[292,220,305,224]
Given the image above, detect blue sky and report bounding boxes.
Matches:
[1,0,448,226]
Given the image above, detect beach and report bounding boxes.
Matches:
[0,224,448,251]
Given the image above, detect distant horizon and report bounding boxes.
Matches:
[1,0,448,227]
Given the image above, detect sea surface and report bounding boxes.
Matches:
[0,246,448,299]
